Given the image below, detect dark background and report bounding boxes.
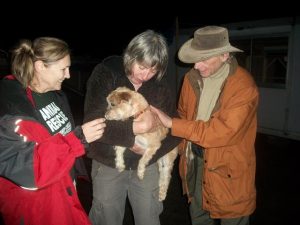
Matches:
[0,15,294,60]
[1,14,299,225]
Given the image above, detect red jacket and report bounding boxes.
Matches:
[172,60,258,218]
[0,77,91,225]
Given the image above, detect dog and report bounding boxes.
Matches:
[105,86,178,201]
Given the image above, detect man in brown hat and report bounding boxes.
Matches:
[151,26,258,225]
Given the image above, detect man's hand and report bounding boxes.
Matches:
[150,106,173,128]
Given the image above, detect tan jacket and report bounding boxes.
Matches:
[172,59,258,218]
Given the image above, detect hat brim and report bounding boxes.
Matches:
[178,39,243,63]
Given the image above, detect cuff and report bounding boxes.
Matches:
[73,126,89,149]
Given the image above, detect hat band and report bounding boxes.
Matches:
[191,38,229,51]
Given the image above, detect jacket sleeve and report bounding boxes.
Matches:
[172,75,259,148]
[84,63,135,147]
[0,115,84,189]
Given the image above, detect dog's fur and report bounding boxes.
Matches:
[105,86,178,201]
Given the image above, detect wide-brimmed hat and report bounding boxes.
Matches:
[178,26,243,63]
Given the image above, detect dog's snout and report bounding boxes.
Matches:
[105,111,111,119]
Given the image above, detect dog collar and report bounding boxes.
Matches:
[133,105,150,119]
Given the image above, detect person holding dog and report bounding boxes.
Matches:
[151,26,259,225]
[84,30,180,225]
[0,37,106,225]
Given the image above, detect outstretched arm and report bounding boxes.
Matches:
[150,105,173,129]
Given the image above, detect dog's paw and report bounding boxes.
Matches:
[158,194,166,201]
[117,167,125,172]
[116,162,125,172]
[158,184,168,201]
[115,158,126,172]
[137,168,145,180]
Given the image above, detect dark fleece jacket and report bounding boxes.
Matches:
[84,56,181,170]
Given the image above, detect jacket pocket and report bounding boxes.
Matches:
[206,151,252,205]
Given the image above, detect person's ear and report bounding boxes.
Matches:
[34,60,45,72]
[221,53,230,62]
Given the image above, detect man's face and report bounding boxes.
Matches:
[194,53,229,78]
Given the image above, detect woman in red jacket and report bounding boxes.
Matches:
[0,37,106,225]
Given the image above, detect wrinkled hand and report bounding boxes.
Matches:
[15,119,51,144]
[81,118,106,143]
[150,106,172,128]
[133,109,160,134]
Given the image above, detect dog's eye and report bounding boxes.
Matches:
[110,102,116,107]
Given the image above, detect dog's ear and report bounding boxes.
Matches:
[119,92,131,102]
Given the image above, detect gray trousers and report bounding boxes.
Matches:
[189,156,249,225]
[89,160,163,225]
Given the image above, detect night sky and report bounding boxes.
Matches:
[0,15,294,60]
[0,16,177,60]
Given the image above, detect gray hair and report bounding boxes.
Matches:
[123,30,168,81]
[11,37,70,88]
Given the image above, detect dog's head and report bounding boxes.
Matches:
[105,87,148,121]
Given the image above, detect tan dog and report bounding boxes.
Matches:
[105,86,178,201]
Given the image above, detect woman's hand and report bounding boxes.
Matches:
[133,109,160,134]
[150,106,172,128]
[130,143,145,155]
[81,118,106,143]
